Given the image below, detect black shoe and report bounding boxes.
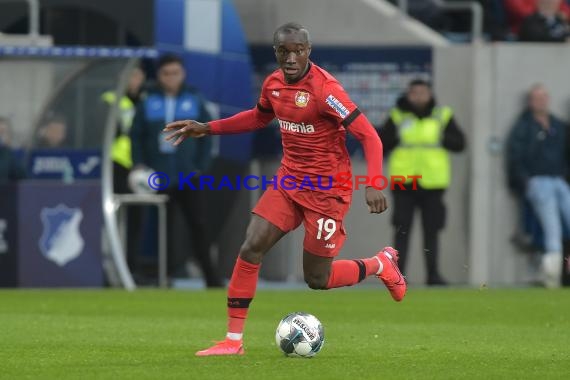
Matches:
[427,274,448,286]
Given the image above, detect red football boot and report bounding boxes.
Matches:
[195,338,244,356]
[376,247,407,302]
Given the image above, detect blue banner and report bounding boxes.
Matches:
[0,46,158,58]
[27,149,102,180]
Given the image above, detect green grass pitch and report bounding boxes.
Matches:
[0,288,568,379]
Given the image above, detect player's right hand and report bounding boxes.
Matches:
[365,186,388,214]
[163,120,210,146]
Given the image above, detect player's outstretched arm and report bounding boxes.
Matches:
[163,105,275,146]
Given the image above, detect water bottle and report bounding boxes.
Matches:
[62,160,74,184]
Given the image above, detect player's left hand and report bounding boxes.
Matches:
[365,186,387,214]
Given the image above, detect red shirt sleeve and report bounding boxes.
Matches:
[208,106,274,135]
[209,77,275,135]
[257,77,274,113]
[347,114,384,189]
[561,2,570,19]
[504,0,535,18]
[320,81,384,188]
[504,0,536,33]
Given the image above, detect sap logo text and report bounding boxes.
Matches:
[32,157,71,174]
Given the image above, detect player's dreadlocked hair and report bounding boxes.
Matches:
[273,22,311,45]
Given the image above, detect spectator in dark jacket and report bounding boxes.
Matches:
[518,0,570,41]
[506,84,570,288]
[130,54,222,287]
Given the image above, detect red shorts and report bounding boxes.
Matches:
[252,186,351,257]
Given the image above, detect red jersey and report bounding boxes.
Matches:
[209,62,383,197]
[258,64,357,193]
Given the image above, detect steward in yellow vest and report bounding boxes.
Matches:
[101,91,136,170]
[383,96,464,189]
[100,66,145,194]
[379,79,465,285]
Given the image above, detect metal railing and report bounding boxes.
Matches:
[101,57,170,290]
[396,0,483,42]
[101,58,139,291]
[0,0,40,39]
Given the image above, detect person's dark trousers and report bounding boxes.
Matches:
[391,185,447,285]
[163,182,223,288]
[113,162,142,274]
[562,240,570,287]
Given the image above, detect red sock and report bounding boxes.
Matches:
[227,256,260,337]
[326,258,380,289]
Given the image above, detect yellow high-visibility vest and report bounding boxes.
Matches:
[388,106,453,189]
[101,91,135,169]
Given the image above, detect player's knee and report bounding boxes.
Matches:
[304,273,329,290]
[239,238,265,264]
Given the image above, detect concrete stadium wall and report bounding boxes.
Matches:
[0,61,54,147]
[434,44,570,286]
[232,0,448,46]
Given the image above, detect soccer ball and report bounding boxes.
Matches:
[128,167,157,194]
[275,312,325,358]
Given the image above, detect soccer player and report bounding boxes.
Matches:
[164,22,407,356]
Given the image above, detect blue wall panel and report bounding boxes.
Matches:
[154,0,254,163]
[154,0,185,47]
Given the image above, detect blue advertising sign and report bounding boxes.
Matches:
[27,149,102,180]
[0,181,103,287]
